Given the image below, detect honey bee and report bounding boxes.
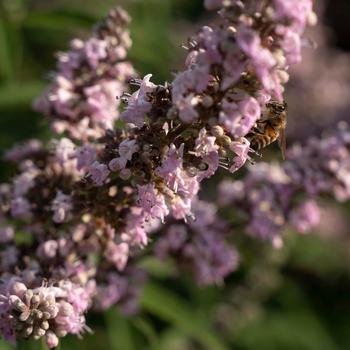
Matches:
[247,100,287,159]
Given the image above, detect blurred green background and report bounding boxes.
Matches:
[1,1,350,349]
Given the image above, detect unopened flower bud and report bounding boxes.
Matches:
[211,125,224,137]
[10,282,27,298]
[19,310,30,322]
[24,289,34,304]
[34,327,46,338]
[56,328,68,337]
[202,95,214,108]
[274,49,286,67]
[108,186,118,197]
[23,326,34,337]
[307,11,317,26]
[277,70,289,84]
[120,168,131,180]
[41,320,50,330]
[227,26,237,35]
[219,135,232,147]
[46,331,59,349]
[31,294,41,308]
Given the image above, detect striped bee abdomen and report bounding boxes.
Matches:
[249,126,279,151]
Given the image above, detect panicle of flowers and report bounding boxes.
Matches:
[0,69,146,350]
[0,0,318,347]
[34,7,136,141]
[286,2,350,141]
[218,123,350,246]
[0,278,93,347]
[93,266,147,315]
[286,122,350,201]
[1,137,147,278]
[155,200,239,285]
[0,138,148,345]
[93,0,316,229]
[3,138,78,222]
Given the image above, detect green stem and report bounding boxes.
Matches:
[41,337,49,350]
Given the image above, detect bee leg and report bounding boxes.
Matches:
[249,146,262,158]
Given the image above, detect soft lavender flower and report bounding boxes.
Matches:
[93,267,146,314]
[0,226,14,243]
[75,144,97,171]
[93,273,127,311]
[121,207,149,247]
[87,161,110,186]
[109,139,140,170]
[13,169,38,197]
[136,184,169,222]
[37,240,59,260]
[121,74,156,126]
[118,139,139,163]
[105,242,129,271]
[230,138,251,173]
[4,139,43,163]
[84,38,108,68]
[290,200,321,234]
[219,124,350,244]
[52,138,75,164]
[0,246,19,271]
[10,197,31,218]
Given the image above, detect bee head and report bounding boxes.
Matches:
[267,100,287,113]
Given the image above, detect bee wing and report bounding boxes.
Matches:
[278,127,287,160]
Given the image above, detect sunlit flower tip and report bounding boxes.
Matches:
[46,331,59,349]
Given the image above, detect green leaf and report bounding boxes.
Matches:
[132,316,158,347]
[149,328,192,350]
[23,10,97,32]
[15,230,33,245]
[236,310,338,350]
[0,19,14,81]
[141,282,229,350]
[105,308,136,350]
[0,81,45,107]
[0,339,14,350]
[137,257,177,279]
[17,339,39,350]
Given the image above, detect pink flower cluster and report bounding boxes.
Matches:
[0,0,318,348]
[286,5,350,141]
[34,7,135,141]
[155,200,239,285]
[0,279,93,347]
[94,0,316,228]
[0,138,146,346]
[218,123,350,246]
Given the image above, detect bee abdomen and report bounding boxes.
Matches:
[250,134,277,150]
